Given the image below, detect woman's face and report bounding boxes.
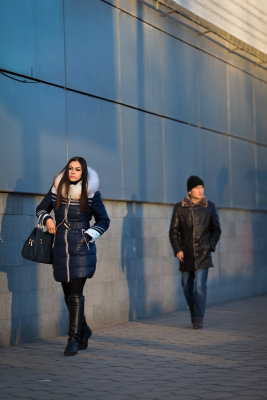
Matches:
[68,161,82,182]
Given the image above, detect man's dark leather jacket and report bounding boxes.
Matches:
[169,195,221,271]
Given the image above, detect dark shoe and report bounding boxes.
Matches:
[64,337,79,356]
[193,319,203,329]
[79,323,92,350]
[64,294,84,356]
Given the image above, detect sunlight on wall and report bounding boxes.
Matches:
[170,0,267,53]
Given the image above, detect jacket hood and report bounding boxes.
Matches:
[181,195,208,208]
[52,166,99,200]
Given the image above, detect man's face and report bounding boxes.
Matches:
[189,185,204,200]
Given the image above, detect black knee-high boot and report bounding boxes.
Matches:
[64,294,84,356]
[64,296,92,351]
[79,319,92,350]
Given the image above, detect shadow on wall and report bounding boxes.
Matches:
[121,195,147,320]
[214,166,229,279]
[0,189,68,346]
[0,183,40,346]
[249,168,267,294]
[207,165,267,303]
[119,3,147,321]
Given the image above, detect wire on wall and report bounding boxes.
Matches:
[0,70,40,84]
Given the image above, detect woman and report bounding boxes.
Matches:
[36,156,110,356]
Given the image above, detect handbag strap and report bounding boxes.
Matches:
[37,215,45,232]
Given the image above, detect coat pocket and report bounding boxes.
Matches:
[81,229,91,250]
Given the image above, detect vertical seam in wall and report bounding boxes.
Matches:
[196,46,200,127]
[161,119,166,202]
[195,46,202,174]
[62,0,69,161]
[226,64,232,207]
[252,81,258,208]
[159,31,166,202]
[116,1,125,199]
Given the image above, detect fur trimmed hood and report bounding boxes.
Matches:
[181,195,208,208]
[51,166,99,200]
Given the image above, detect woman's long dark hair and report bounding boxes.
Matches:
[54,156,90,211]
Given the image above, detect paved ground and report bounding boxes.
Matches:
[0,295,267,400]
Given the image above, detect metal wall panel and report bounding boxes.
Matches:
[198,52,228,133]
[164,120,200,203]
[66,92,122,199]
[0,75,66,193]
[200,130,230,207]
[256,145,267,210]
[119,0,199,48]
[122,107,164,202]
[228,66,254,140]
[254,79,267,145]
[0,0,65,85]
[64,0,119,101]
[161,35,198,124]
[231,138,256,209]
[119,11,162,114]
[0,0,266,211]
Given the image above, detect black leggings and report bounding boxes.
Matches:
[61,277,87,298]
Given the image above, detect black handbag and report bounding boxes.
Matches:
[22,225,53,264]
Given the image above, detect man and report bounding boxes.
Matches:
[169,176,221,329]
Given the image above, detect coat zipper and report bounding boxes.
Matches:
[64,197,71,282]
[65,228,70,282]
[191,206,197,270]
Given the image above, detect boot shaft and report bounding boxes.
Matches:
[68,294,84,340]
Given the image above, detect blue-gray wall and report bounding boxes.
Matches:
[1,0,266,208]
[0,0,267,347]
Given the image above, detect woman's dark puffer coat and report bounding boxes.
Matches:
[36,167,110,282]
[169,195,221,272]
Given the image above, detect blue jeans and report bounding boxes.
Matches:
[181,268,209,321]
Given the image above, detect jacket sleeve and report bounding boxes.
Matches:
[85,191,110,242]
[209,202,221,252]
[169,204,182,257]
[36,189,54,225]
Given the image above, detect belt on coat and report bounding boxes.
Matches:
[57,221,89,230]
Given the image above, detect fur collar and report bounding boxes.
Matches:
[51,166,99,200]
[181,195,208,208]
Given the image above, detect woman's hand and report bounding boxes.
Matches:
[46,218,56,235]
[177,251,184,262]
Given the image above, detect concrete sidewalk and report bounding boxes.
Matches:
[0,295,266,400]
